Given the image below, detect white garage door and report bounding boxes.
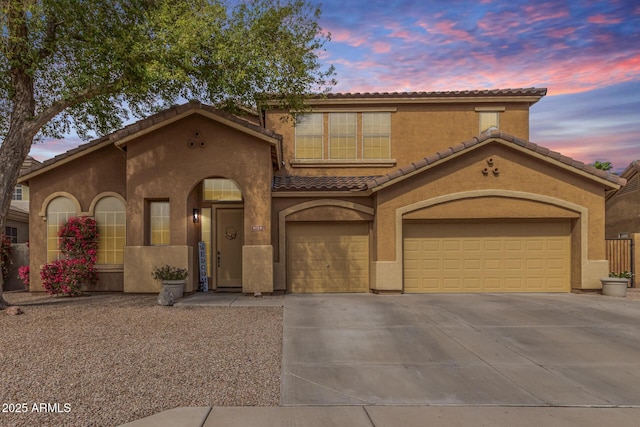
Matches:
[404,221,571,293]
[287,223,369,293]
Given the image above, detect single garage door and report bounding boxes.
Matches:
[287,222,369,293]
[403,221,570,293]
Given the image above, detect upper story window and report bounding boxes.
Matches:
[12,185,23,200]
[476,107,504,134]
[295,113,323,159]
[363,112,391,159]
[295,112,391,161]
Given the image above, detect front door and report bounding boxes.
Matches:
[216,209,243,287]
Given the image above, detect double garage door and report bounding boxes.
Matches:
[287,223,369,293]
[404,221,571,293]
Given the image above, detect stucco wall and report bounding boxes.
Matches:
[266,102,530,177]
[125,115,273,249]
[371,141,608,291]
[27,144,126,292]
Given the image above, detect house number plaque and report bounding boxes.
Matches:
[251,225,264,232]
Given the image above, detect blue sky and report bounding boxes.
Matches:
[30,0,640,172]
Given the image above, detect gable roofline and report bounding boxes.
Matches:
[365,130,626,193]
[605,160,639,200]
[19,101,283,183]
[266,88,547,108]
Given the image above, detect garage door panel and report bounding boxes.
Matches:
[404,221,570,293]
[288,223,369,293]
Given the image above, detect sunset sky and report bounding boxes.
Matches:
[30,0,640,172]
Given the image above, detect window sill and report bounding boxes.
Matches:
[290,159,397,168]
[95,265,124,273]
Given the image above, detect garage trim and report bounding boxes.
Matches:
[276,199,374,290]
[369,190,592,292]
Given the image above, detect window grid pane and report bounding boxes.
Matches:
[150,202,170,246]
[12,185,22,201]
[95,197,126,264]
[295,113,323,159]
[479,112,499,133]
[203,179,242,202]
[362,113,390,159]
[46,197,76,262]
[329,113,356,159]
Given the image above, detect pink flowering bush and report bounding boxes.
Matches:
[40,216,99,296]
[18,265,30,290]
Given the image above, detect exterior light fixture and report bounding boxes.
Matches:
[192,208,200,223]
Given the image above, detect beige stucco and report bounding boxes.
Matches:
[124,246,193,293]
[21,95,618,295]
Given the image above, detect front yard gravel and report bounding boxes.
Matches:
[0,292,282,427]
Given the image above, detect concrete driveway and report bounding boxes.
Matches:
[281,293,640,406]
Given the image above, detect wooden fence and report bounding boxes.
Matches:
[605,238,634,287]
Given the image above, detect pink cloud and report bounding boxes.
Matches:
[372,41,391,54]
[522,3,570,23]
[588,14,623,24]
[328,27,369,47]
[546,27,575,39]
[421,20,478,44]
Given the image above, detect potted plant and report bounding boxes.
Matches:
[600,271,631,297]
[152,265,188,300]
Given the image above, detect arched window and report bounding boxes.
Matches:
[203,178,242,202]
[46,196,77,262]
[94,196,126,264]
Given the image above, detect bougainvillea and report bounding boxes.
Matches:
[0,234,11,284]
[18,265,30,290]
[40,217,99,296]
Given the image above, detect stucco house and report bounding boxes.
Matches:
[19,88,625,295]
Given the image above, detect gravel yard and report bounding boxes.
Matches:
[0,292,282,427]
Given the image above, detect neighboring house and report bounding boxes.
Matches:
[605,160,640,238]
[18,88,625,295]
[7,156,40,244]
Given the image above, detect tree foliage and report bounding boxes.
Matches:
[593,160,613,172]
[0,0,335,306]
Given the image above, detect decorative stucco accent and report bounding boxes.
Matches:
[38,192,84,218]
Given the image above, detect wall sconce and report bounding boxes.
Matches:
[192,208,200,223]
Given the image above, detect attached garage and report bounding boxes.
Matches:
[287,222,369,293]
[403,221,571,293]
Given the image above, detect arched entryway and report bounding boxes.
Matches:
[195,178,244,290]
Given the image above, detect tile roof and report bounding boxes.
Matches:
[272,175,376,192]
[364,130,626,190]
[312,87,547,100]
[272,130,625,193]
[21,101,283,180]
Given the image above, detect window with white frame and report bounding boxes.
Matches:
[46,196,76,262]
[12,185,22,200]
[95,196,126,264]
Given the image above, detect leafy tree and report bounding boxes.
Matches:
[0,0,335,307]
[593,160,613,171]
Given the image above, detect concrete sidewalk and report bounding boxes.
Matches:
[121,405,640,426]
